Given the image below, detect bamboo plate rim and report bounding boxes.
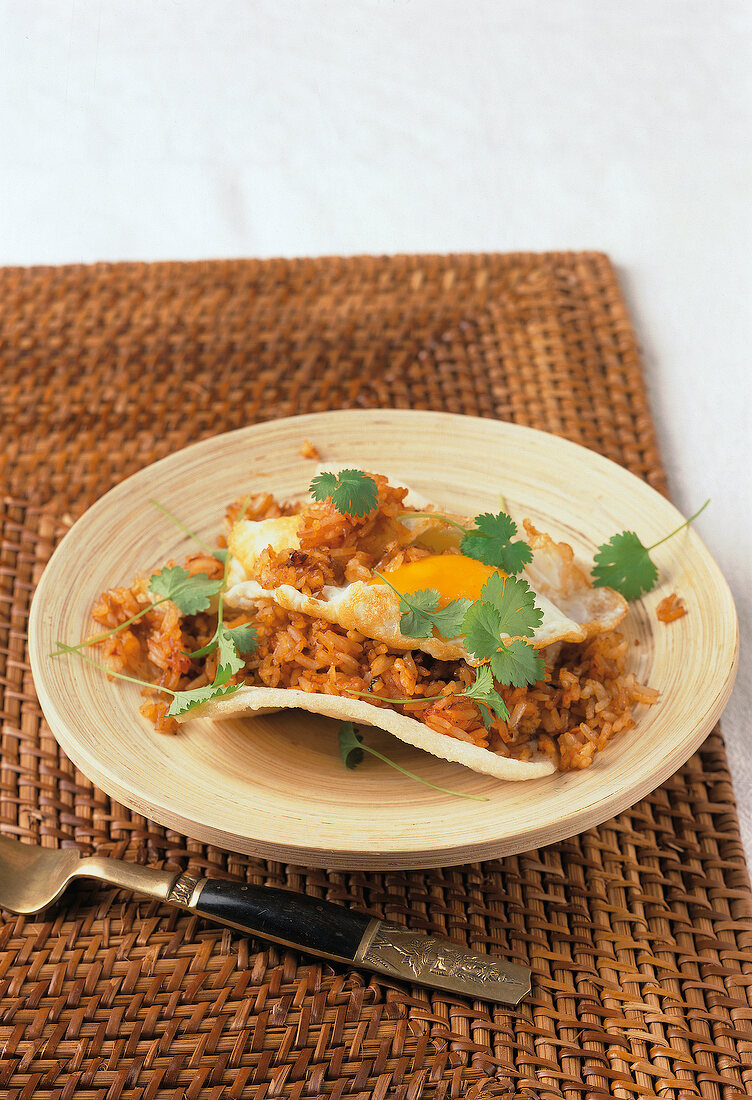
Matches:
[28,411,739,869]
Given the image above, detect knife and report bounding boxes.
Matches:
[0,834,530,1004]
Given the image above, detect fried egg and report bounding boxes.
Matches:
[223,484,627,662]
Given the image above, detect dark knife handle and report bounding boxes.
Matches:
[188,877,373,963]
[162,872,531,1004]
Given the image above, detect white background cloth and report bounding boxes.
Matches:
[2,1,750,863]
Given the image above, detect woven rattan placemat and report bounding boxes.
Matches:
[1,252,750,1099]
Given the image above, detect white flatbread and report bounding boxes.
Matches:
[178,684,556,781]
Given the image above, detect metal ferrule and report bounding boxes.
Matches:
[165,873,207,909]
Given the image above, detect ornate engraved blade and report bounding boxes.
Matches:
[354,920,531,1004]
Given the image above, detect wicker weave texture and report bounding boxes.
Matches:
[1,252,750,1099]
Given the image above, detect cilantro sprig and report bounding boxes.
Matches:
[55,646,240,718]
[338,722,489,802]
[162,495,256,715]
[149,566,224,615]
[462,574,545,688]
[592,499,710,600]
[52,498,259,719]
[462,664,511,728]
[350,572,546,726]
[348,664,510,730]
[373,570,472,640]
[401,509,532,574]
[310,469,379,518]
[181,503,258,672]
[461,513,533,572]
[50,565,223,658]
[373,565,544,697]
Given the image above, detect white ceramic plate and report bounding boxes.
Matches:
[28,410,738,869]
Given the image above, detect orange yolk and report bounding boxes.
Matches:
[374,554,503,606]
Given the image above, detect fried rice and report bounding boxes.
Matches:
[91,483,658,773]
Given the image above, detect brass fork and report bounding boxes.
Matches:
[0,833,187,914]
[0,834,531,1003]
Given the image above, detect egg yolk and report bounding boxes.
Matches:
[373,554,503,606]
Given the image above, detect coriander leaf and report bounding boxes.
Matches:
[593,532,652,600]
[183,620,257,663]
[374,572,471,640]
[183,636,219,659]
[460,511,533,574]
[310,470,338,499]
[213,626,246,687]
[591,531,658,600]
[338,721,365,769]
[336,722,488,801]
[425,596,474,639]
[166,682,239,718]
[309,469,379,517]
[485,693,511,722]
[476,702,493,731]
[461,576,545,688]
[462,600,503,661]
[464,665,511,724]
[490,640,545,689]
[149,565,223,615]
[591,499,710,602]
[480,572,542,638]
[398,588,440,638]
[465,664,493,696]
[224,623,258,653]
